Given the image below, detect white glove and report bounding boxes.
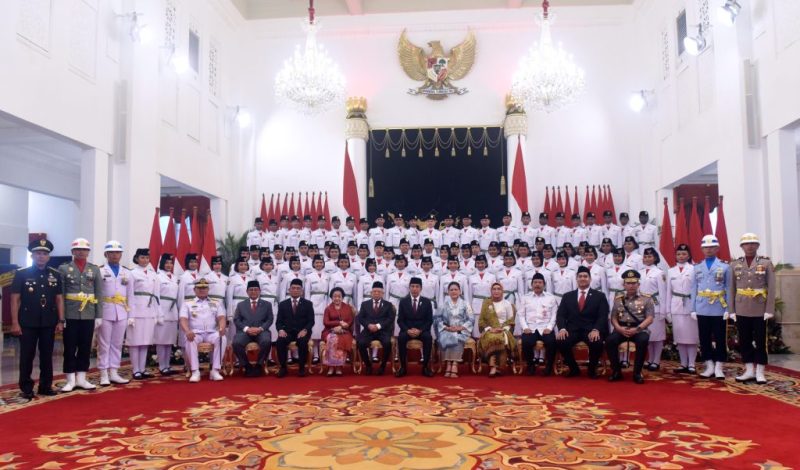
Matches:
[723,312,736,322]
[690,312,697,321]
[127,318,136,327]
[764,312,774,321]
[666,313,672,324]
[156,316,165,325]
[94,318,103,329]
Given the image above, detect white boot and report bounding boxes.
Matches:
[189,370,201,383]
[714,362,726,379]
[99,369,110,386]
[700,360,715,378]
[109,369,129,384]
[735,363,755,382]
[209,369,224,381]
[755,364,767,384]
[76,372,96,390]
[61,373,76,392]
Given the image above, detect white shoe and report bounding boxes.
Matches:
[714,362,726,379]
[61,373,76,392]
[76,372,96,390]
[755,364,767,384]
[99,369,110,386]
[735,363,755,382]
[189,371,201,383]
[109,369,130,384]
[209,369,224,381]
[699,360,715,378]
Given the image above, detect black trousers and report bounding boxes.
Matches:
[698,315,727,362]
[737,315,768,365]
[275,333,309,368]
[557,330,604,373]
[19,326,55,394]
[233,331,272,366]
[521,331,556,367]
[606,330,650,374]
[63,319,95,373]
[357,333,392,367]
[397,330,432,367]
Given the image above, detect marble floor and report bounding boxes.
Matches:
[1,334,799,386]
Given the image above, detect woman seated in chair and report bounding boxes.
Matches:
[478,282,517,377]
[435,281,474,378]
[322,287,355,376]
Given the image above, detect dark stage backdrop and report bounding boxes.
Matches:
[367,126,507,228]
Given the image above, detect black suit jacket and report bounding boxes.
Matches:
[357,299,395,339]
[397,295,433,333]
[234,298,273,335]
[275,297,314,335]
[556,288,609,335]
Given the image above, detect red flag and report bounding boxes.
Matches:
[304,192,311,227]
[190,207,202,256]
[317,192,323,226]
[702,196,713,235]
[573,186,579,219]
[555,186,563,215]
[543,186,551,220]
[660,197,676,266]
[590,185,598,217]
[147,207,162,270]
[583,186,590,222]
[342,144,361,222]
[674,198,689,248]
[510,140,529,212]
[603,185,610,215]
[200,209,217,273]
[564,188,572,228]
[162,208,177,259]
[323,192,332,230]
[550,187,557,226]
[607,185,617,223]
[289,193,296,219]
[688,197,704,263]
[281,193,288,219]
[715,195,731,261]
[260,194,267,224]
[176,208,191,273]
[267,193,275,223]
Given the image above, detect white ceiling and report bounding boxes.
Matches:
[0,112,84,180]
[231,0,635,20]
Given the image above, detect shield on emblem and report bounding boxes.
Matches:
[427,57,449,84]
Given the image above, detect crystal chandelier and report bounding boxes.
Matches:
[510,0,586,113]
[274,0,346,115]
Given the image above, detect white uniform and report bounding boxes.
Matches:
[154,270,180,345]
[284,228,301,251]
[486,256,504,275]
[255,270,280,338]
[356,272,384,308]
[177,270,200,311]
[537,225,556,247]
[420,227,442,247]
[523,267,554,295]
[418,271,440,309]
[368,227,388,252]
[665,263,698,344]
[623,251,644,271]
[584,263,608,296]
[376,259,395,278]
[127,265,159,346]
[354,231,370,249]
[477,227,497,252]
[385,270,411,334]
[497,225,518,247]
[439,270,470,306]
[460,226,480,245]
[330,269,357,306]
[468,271,496,336]
[407,258,424,276]
[206,271,228,307]
[586,224,604,248]
[304,270,330,340]
[278,270,304,302]
[635,223,659,254]
[605,264,626,310]
[459,257,476,277]
[551,268,576,304]
[638,265,667,342]
[97,265,133,371]
[497,266,525,305]
[179,297,226,371]
[571,226,588,246]
[601,223,622,248]
[387,226,408,249]
[441,226,461,246]
[517,225,537,246]
[518,291,558,335]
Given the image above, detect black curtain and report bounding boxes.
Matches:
[367,126,507,228]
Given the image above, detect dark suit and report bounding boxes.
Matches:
[556,288,609,374]
[356,298,395,368]
[233,298,273,366]
[397,295,433,368]
[275,296,315,368]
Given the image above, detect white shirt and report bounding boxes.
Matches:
[518,291,558,334]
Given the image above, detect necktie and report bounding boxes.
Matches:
[413,298,418,313]
[578,291,586,312]
[373,300,379,313]
[292,299,298,314]
[251,301,257,312]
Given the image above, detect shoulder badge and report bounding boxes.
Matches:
[760,256,771,261]
[641,293,652,298]
[99,264,105,268]
[48,267,60,274]
[614,294,624,300]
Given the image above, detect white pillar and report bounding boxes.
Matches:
[79,148,110,264]
[503,108,528,224]
[765,129,800,263]
[345,97,369,220]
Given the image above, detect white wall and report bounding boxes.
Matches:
[243,5,640,222]
[0,184,30,266]
[28,192,79,258]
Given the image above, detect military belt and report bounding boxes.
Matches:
[671,291,690,298]
[503,290,517,301]
[160,295,178,311]
[389,292,406,300]
[472,294,489,300]
[260,293,277,299]
[736,288,767,300]
[649,292,660,306]
[610,288,624,294]
[134,291,159,307]
[698,289,728,308]
[65,292,98,312]
[553,293,563,298]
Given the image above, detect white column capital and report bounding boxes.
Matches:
[503,113,528,138]
[345,117,369,141]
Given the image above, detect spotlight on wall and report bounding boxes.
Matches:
[683,24,707,56]
[628,90,654,112]
[120,12,152,45]
[717,0,741,27]
[170,52,190,75]
[234,106,252,128]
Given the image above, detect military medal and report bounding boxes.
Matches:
[28,287,34,293]
[715,268,724,284]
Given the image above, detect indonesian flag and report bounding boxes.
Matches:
[342,143,361,222]
[260,194,268,224]
[688,197,703,263]
[510,140,528,212]
[583,186,590,222]
[660,197,676,266]
[162,208,177,262]
[200,209,217,273]
[572,186,579,219]
[176,208,191,274]
[715,195,731,261]
[323,192,332,230]
[289,193,296,219]
[564,188,572,228]
[607,185,617,223]
[543,186,551,223]
[147,207,162,270]
[674,198,689,248]
[702,196,713,235]
[281,193,288,219]
[555,186,563,215]
[190,207,202,255]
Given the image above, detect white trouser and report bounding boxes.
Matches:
[97,318,127,370]
[185,331,227,371]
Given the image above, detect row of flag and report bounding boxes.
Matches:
[259,192,333,230]
[538,185,618,227]
[660,195,731,265]
[147,207,217,274]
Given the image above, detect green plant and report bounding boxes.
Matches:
[216,231,248,270]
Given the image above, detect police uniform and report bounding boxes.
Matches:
[154,254,180,374]
[97,240,134,385]
[730,233,775,384]
[11,239,63,397]
[128,249,160,379]
[59,238,102,391]
[606,270,655,384]
[179,278,227,380]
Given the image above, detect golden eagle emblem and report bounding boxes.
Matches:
[398,29,476,100]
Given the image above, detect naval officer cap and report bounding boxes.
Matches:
[104,240,124,253]
[29,238,54,253]
[739,233,760,246]
[194,278,210,289]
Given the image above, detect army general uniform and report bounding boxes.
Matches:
[11,239,63,397]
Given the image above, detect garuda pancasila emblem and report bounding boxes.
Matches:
[398,29,476,100]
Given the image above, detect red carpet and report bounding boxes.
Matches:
[1,362,799,469]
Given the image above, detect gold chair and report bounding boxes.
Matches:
[318,339,358,374]
[185,342,215,379]
[392,338,437,372]
[355,338,396,374]
[267,340,314,374]
[556,343,607,375]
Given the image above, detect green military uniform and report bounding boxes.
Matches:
[59,259,103,376]
[606,270,655,383]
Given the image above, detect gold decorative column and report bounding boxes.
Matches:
[503,94,529,219]
[345,97,369,211]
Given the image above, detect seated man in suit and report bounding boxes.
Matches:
[556,265,609,378]
[275,278,314,377]
[356,281,395,376]
[233,280,274,377]
[396,277,435,377]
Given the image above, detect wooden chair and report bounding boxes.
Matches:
[556,343,607,375]
[185,342,215,378]
[317,339,357,374]
[354,338,396,374]
[515,339,555,375]
[435,337,479,375]
[267,340,314,373]
[223,343,270,376]
[392,338,437,372]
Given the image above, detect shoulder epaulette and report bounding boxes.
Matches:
[641,293,652,298]
[98,264,105,268]
[760,256,771,260]
[614,294,624,300]
[736,257,744,261]
[58,262,69,268]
